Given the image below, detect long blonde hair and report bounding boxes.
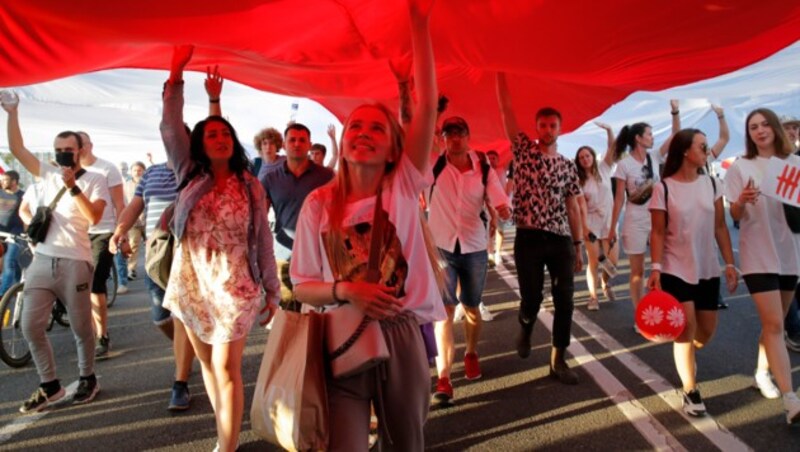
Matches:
[325,103,445,290]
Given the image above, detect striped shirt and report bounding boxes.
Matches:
[135,163,178,236]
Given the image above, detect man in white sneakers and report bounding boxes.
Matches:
[3,95,106,412]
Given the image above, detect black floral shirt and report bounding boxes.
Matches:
[511,132,581,237]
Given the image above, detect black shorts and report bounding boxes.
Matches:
[90,233,114,294]
[743,273,798,294]
[660,273,720,311]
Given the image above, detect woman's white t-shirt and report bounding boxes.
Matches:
[291,154,446,324]
[649,176,722,284]
[583,159,615,238]
[724,156,800,276]
[613,149,661,231]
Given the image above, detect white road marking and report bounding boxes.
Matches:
[495,261,750,451]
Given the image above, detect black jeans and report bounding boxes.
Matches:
[514,229,575,348]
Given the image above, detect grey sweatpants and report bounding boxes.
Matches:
[21,254,95,383]
[327,312,430,452]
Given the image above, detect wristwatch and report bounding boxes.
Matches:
[69,185,82,197]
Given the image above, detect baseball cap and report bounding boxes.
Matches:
[780,115,800,127]
[441,116,469,135]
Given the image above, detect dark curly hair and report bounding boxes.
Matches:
[189,116,253,177]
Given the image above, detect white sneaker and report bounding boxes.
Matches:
[453,304,465,322]
[682,389,707,417]
[117,285,129,294]
[754,370,781,399]
[479,303,494,321]
[493,251,502,265]
[784,392,800,424]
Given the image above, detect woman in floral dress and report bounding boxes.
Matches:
[160,46,280,452]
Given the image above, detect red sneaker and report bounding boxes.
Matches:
[464,352,482,380]
[432,377,454,405]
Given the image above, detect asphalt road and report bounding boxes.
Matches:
[2,225,800,451]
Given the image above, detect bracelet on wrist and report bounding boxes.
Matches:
[69,185,82,197]
[573,240,583,246]
[332,280,344,303]
[725,264,735,269]
[651,263,663,271]
[670,110,680,116]
[717,115,724,119]
[209,98,220,103]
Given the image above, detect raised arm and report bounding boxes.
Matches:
[708,105,729,160]
[595,121,616,167]
[161,45,195,187]
[326,124,339,169]
[659,99,681,157]
[389,56,414,128]
[205,65,223,117]
[403,0,438,173]
[1,95,41,177]
[495,72,521,142]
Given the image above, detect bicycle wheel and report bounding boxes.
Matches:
[53,299,70,328]
[0,282,31,367]
[106,259,118,308]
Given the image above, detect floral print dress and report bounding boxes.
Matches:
[164,175,262,344]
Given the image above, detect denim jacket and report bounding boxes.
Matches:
[160,81,280,307]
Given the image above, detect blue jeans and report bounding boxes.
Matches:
[115,252,128,286]
[0,242,21,296]
[439,246,488,308]
[145,274,171,326]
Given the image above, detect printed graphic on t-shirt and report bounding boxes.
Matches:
[322,208,408,297]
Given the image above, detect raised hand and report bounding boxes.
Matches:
[594,121,611,131]
[711,104,724,117]
[327,124,336,140]
[205,65,223,99]
[388,55,413,83]
[169,45,194,82]
[670,99,679,112]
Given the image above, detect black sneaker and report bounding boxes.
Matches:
[73,377,100,405]
[683,389,706,417]
[95,335,111,360]
[785,332,800,353]
[516,316,534,358]
[129,269,137,279]
[19,386,66,414]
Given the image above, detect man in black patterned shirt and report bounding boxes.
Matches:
[496,73,584,385]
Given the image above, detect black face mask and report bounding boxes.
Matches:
[55,151,75,168]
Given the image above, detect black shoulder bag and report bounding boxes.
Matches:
[28,169,87,245]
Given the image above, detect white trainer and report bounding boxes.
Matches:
[479,303,494,321]
[754,370,781,399]
[453,304,465,322]
[784,392,800,424]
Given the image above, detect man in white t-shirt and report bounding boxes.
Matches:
[428,117,511,405]
[2,96,106,413]
[78,131,125,360]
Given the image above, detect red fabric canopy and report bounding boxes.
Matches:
[1,1,799,149]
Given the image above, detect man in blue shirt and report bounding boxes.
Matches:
[260,123,334,306]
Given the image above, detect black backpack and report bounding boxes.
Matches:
[429,151,492,227]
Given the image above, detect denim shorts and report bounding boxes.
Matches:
[144,274,171,326]
[439,246,488,308]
